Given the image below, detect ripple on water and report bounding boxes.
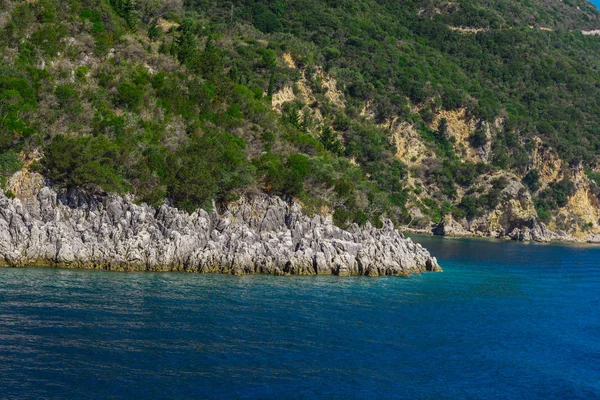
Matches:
[0,237,600,399]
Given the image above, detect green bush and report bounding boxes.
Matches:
[0,150,23,188]
[168,131,255,212]
[43,135,127,193]
[255,153,303,199]
[29,25,66,56]
[0,75,37,149]
[253,4,282,33]
[455,196,481,221]
[116,82,144,110]
[288,154,312,179]
[55,85,81,115]
[319,126,343,156]
[523,169,541,192]
[534,177,576,218]
[470,126,487,148]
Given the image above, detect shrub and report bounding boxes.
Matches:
[455,195,482,221]
[255,153,303,199]
[534,177,576,218]
[55,85,81,115]
[470,126,487,148]
[168,131,255,212]
[523,169,541,192]
[319,126,343,156]
[287,154,312,179]
[253,5,282,33]
[43,135,127,193]
[0,150,22,188]
[116,82,144,110]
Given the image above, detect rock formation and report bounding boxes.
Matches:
[0,173,441,276]
[430,176,563,243]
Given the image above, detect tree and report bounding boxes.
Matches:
[523,169,541,192]
[470,126,487,148]
[110,0,136,28]
[255,153,303,199]
[168,131,255,212]
[319,126,343,156]
[252,4,282,33]
[42,135,126,193]
[267,71,275,97]
[175,20,197,66]
[116,82,144,110]
[436,118,449,142]
[136,0,183,24]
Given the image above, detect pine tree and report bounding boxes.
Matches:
[110,0,136,29]
[122,0,136,28]
[436,118,449,141]
[267,71,275,98]
[320,127,343,156]
[175,22,197,65]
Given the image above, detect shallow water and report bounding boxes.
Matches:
[1,236,599,399]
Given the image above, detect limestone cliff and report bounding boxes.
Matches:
[430,175,557,242]
[400,112,600,244]
[271,54,600,245]
[0,172,440,276]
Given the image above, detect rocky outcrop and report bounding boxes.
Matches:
[506,221,558,243]
[470,179,538,236]
[391,120,431,167]
[431,177,562,243]
[432,216,471,237]
[0,175,440,276]
[431,215,559,243]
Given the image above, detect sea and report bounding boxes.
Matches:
[1,236,599,399]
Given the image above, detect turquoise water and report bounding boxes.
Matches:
[1,237,599,399]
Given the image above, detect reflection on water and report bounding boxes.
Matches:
[0,236,599,399]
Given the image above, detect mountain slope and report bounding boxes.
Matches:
[2,0,600,241]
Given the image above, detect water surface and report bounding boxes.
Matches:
[1,237,599,399]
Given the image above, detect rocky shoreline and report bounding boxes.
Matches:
[0,172,440,276]
[403,219,600,245]
[403,175,600,245]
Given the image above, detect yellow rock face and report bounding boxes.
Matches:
[157,18,180,33]
[273,53,345,110]
[501,198,537,223]
[391,121,429,166]
[7,151,44,201]
[271,85,296,110]
[283,52,296,69]
[530,137,563,187]
[271,56,339,130]
[8,169,44,200]
[431,108,481,163]
[295,80,313,104]
[567,187,600,225]
[322,76,345,109]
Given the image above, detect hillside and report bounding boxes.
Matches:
[2,0,600,241]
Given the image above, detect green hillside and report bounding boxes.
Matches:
[2,0,600,231]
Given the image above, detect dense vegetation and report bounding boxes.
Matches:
[1,0,600,228]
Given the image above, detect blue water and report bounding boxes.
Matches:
[1,237,599,399]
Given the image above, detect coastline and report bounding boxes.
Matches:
[0,259,427,276]
[0,262,426,277]
[402,227,600,246]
